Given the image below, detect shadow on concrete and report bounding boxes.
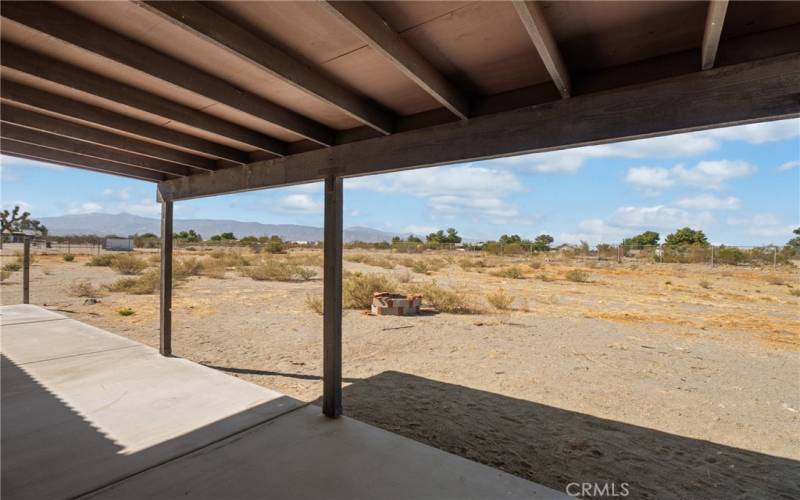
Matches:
[324,371,798,500]
[0,354,299,500]
[203,363,360,382]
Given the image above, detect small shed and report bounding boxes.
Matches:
[104,238,134,251]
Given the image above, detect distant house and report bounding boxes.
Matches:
[104,238,134,251]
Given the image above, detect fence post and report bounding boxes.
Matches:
[22,237,30,304]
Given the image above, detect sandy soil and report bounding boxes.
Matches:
[2,249,798,499]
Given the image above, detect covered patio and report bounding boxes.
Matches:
[0,1,798,496]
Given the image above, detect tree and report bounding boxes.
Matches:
[623,231,660,248]
[426,227,461,245]
[173,229,202,242]
[1,205,47,236]
[498,234,522,245]
[407,234,422,243]
[784,227,800,253]
[664,227,709,246]
[391,236,401,244]
[210,232,236,241]
[445,227,462,244]
[531,234,554,252]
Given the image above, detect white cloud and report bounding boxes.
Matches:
[274,194,322,214]
[483,118,799,175]
[674,195,741,210]
[727,213,796,238]
[403,224,436,235]
[348,165,524,221]
[66,202,104,215]
[625,160,755,192]
[611,205,713,229]
[778,160,800,172]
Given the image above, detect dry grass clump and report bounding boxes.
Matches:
[147,254,161,264]
[416,282,472,314]
[458,258,485,271]
[699,279,712,289]
[345,253,395,269]
[410,260,431,274]
[63,254,75,262]
[66,279,105,298]
[287,253,324,267]
[790,289,800,297]
[528,261,542,270]
[86,254,115,267]
[305,294,323,315]
[106,269,160,294]
[490,266,525,279]
[242,260,316,282]
[174,257,203,279]
[210,250,251,268]
[565,269,590,283]
[198,258,226,279]
[117,307,135,316]
[487,289,514,310]
[2,262,21,272]
[343,272,395,309]
[0,269,12,282]
[111,254,149,275]
[537,273,554,282]
[394,269,413,283]
[766,276,786,286]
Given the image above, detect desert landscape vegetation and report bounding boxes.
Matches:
[1,222,798,499]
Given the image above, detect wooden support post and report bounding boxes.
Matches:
[159,200,173,356]
[323,175,343,418]
[22,237,30,304]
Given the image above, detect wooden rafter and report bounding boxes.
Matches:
[1,2,334,146]
[321,1,470,120]
[701,0,730,70]
[512,1,571,98]
[139,1,394,136]
[0,104,216,171]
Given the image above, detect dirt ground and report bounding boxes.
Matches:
[2,248,798,499]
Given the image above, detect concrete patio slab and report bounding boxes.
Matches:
[87,404,565,500]
[1,316,139,364]
[0,303,67,326]
[2,305,567,500]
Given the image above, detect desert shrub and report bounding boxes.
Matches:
[147,254,161,264]
[344,254,395,269]
[343,272,395,309]
[174,257,203,279]
[790,289,800,297]
[699,280,712,289]
[528,261,542,270]
[111,254,148,275]
[665,280,672,285]
[305,294,323,315]
[2,262,21,272]
[214,251,251,268]
[199,258,226,279]
[416,282,471,313]
[117,307,135,316]
[243,260,315,282]
[287,253,323,267]
[487,289,514,310]
[106,270,160,294]
[66,279,104,297]
[565,269,590,283]
[63,253,75,262]
[490,266,525,279]
[394,269,412,283]
[86,254,115,267]
[13,251,36,264]
[537,273,554,282]
[0,269,11,282]
[766,276,785,286]
[410,260,431,274]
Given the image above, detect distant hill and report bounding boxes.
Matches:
[38,212,403,243]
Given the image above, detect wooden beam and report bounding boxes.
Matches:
[1,80,249,164]
[140,1,394,136]
[322,175,343,418]
[322,1,469,120]
[159,199,173,357]
[157,53,800,201]
[512,1,571,98]
[22,237,30,304]
[1,42,286,156]
[0,104,216,171]
[702,0,730,70]
[1,123,192,177]
[1,2,334,146]
[1,139,166,182]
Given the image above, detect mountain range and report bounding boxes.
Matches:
[38,212,403,243]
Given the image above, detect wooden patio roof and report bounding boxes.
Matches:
[0,0,798,198]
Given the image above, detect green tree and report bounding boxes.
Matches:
[664,227,709,246]
[426,227,461,245]
[407,234,422,243]
[210,232,236,241]
[623,231,660,248]
[498,234,522,245]
[173,229,202,242]
[784,227,800,254]
[1,205,47,236]
[531,234,554,252]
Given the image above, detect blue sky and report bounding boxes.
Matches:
[1,118,798,246]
